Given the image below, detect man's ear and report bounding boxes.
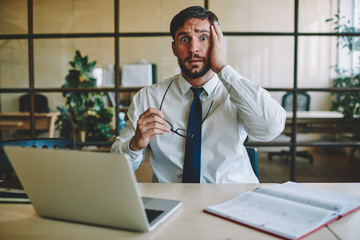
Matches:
[172,41,177,57]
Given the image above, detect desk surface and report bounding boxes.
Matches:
[286,111,344,119]
[284,111,360,134]
[0,183,359,240]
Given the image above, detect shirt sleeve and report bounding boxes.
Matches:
[111,90,146,170]
[218,65,286,142]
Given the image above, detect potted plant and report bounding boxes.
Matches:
[55,50,113,141]
[330,71,360,118]
[326,14,360,118]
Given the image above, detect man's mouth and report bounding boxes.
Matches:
[186,57,204,64]
[185,54,205,63]
[188,59,202,63]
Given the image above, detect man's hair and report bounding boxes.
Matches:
[170,6,219,40]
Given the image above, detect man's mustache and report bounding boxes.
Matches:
[185,54,206,62]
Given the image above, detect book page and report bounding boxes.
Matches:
[255,182,360,215]
[205,191,337,240]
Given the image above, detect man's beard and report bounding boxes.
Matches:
[177,54,211,79]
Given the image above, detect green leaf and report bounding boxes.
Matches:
[75,50,81,59]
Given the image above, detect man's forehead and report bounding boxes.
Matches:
[175,18,211,35]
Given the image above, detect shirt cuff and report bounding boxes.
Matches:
[123,138,143,159]
[218,65,241,81]
[218,64,231,76]
[217,65,245,91]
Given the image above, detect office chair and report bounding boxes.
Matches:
[0,138,75,180]
[281,92,310,112]
[246,147,258,177]
[19,94,50,113]
[17,94,51,136]
[268,92,314,163]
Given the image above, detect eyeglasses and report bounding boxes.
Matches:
[159,80,214,139]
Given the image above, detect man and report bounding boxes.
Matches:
[111,6,286,183]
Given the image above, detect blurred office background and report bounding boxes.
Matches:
[0,0,359,182]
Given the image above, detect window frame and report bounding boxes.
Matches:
[0,0,359,180]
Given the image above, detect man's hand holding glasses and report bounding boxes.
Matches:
[129,108,170,151]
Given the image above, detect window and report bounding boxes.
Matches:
[1,0,359,180]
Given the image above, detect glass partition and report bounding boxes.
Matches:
[34,38,114,88]
[119,0,203,32]
[210,0,294,32]
[119,36,176,83]
[298,0,338,33]
[297,36,337,89]
[0,0,28,34]
[227,36,294,89]
[0,39,29,89]
[33,0,114,33]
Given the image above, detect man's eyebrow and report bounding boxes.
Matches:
[195,29,210,33]
[177,29,210,37]
[177,31,189,37]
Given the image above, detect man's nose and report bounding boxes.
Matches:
[189,39,200,53]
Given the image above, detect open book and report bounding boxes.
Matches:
[204,182,360,240]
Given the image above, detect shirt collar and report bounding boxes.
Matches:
[177,73,219,97]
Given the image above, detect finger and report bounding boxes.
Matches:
[145,111,169,128]
[214,22,223,36]
[142,108,165,119]
[211,24,218,44]
[137,123,167,136]
[138,111,170,132]
[144,116,170,131]
[147,121,170,133]
[138,109,164,127]
[213,22,223,45]
[133,119,168,149]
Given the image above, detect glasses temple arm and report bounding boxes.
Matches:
[202,100,214,124]
[159,80,174,110]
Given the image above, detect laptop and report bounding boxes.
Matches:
[4,145,182,232]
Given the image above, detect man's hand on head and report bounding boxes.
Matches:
[210,22,227,74]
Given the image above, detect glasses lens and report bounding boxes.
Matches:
[176,129,192,138]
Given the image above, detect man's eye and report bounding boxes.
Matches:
[181,37,189,43]
[200,36,208,41]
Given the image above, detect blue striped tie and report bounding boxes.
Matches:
[182,87,203,183]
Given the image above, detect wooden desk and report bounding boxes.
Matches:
[286,111,344,119]
[285,111,360,134]
[0,183,359,240]
[0,112,59,138]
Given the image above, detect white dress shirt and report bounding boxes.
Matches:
[111,65,286,183]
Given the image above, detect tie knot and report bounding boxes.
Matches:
[191,87,203,99]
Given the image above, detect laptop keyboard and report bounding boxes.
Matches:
[145,209,164,223]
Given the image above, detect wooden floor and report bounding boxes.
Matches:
[259,147,360,183]
[136,147,360,183]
